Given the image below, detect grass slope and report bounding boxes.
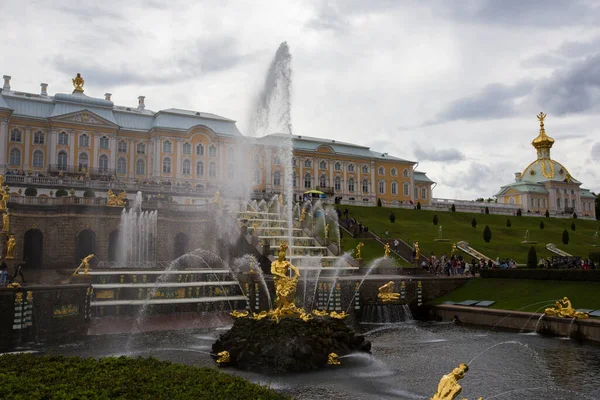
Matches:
[433,279,600,312]
[340,205,600,264]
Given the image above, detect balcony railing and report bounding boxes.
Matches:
[46,164,116,176]
[316,186,335,194]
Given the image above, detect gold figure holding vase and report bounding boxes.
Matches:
[6,235,16,260]
[327,353,340,365]
[414,242,421,260]
[545,297,589,319]
[378,281,400,303]
[106,190,127,207]
[271,242,300,311]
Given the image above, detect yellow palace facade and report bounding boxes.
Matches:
[0,74,434,205]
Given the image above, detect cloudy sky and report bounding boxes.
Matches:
[3,0,599,199]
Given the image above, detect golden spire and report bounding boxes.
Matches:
[531,112,554,150]
[72,73,84,93]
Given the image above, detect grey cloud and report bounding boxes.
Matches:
[442,161,518,194]
[592,142,600,161]
[306,0,400,32]
[521,53,568,68]
[523,36,600,68]
[175,37,257,74]
[413,144,465,163]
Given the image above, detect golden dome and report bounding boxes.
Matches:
[531,112,554,150]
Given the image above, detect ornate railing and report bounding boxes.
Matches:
[46,164,116,176]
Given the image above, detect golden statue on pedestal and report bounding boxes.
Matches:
[271,242,300,315]
[327,353,340,365]
[106,190,127,207]
[216,351,230,364]
[72,73,85,93]
[252,222,259,235]
[545,297,589,319]
[299,208,306,223]
[0,186,10,211]
[384,243,390,258]
[213,190,222,207]
[378,281,400,303]
[2,209,9,232]
[73,254,94,276]
[325,224,329,240]
[278,194,283,207]
[355,242,364,260]
[430,363,483,400]
[414,242,421,260]
[452,243,457,256]
[6,235,16,260]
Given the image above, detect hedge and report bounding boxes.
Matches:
[83,189,95,198]
[480,268,600,282]
[24,187,37,197]
[0,354,289,400]
[55,189,68,197]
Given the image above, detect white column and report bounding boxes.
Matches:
[298,157,303,194]
[370,161,375,200]
[23,128,30,169]
[129,140,135,179]
[313,158,318,189]
[0,118,8,174]
[110,135,118,171]
[357,164,361,196]
[409,166,414,203]
[93,135,100,169]
[329,162,334,192]
[343,162,347,195]
[48,130,57,166]
[153,138,161,178]
[69,132,75,168]
[175,140,181,180]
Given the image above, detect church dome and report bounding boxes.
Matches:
[521,159,575,182]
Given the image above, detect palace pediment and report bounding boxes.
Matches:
[50,110,118,129]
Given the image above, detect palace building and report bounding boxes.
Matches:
[495,112,596,218]
[0,74,434,206]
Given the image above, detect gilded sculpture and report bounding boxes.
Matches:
[312,309,328,317]
[378,281,400,303]
[106,190,127,207]
[6,235,16,260]
[73,254,94,276]
[414,241,421,260]
[329,311,349,319]
[230,310,249,318]
[430,363,483,400]
[278,194,283,207]
[213,190,222,207]
[451,243,457,255]
[216,351,230,364]
[252,222,259,235]
[384,243,390,258]
[327,353,340,365]
[251,311,268,320]
[325,224,329,240]
[299,208,306,223]
[355,242,364,260]
[271,242,300,314]
[2,209,9,232]
[0,186,10,210]
[72,73,85,93]
[544,297,589,319]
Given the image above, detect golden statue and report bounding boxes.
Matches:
[329,311,349,319]
[230,310,249,318]
[73,254,94,276]
[299,311,313,322]
[106,190,127,207]
[0,175,4,188]
[213,189,221,206]
[278,194,283,207]
[414,242,421,260]
[299,208,306,223]
[271,242,300,312]
[545,297,589,319]
[378,281,400,303]
[312,309,328,317]
[384,243,391,258]
[6,235,16,260]
[430,363,483,400]
[2,210,9,232]
[452,243,457,255]
[0,187,10,210]
[325,224,329,240]
[72,73,85,93]
[216,351,230,364]
[355,242,364,260]
[252,222,259,235]
[537,111,546,127]
[327,353,341,365]
[251,311,268,320]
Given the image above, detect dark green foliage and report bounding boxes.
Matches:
[573,213,577,219]
[590,252,600,264]
[479,269,600,282]
[517,208,522,217]
[471,217,477,228]
[83,189,95,198]
[506,218,511,228]
[571,222,576,231]
[24,187,37,197]
[539,221,544,230]
[389,212,396,223]
[485,206,489,214]
[483,225,492,243]
[450,204,456,212]
[432,214,438,225]
[527,246,537,269]
[55,188,68,197]
[0,354,289,400]
[562,229,569,245]
[377,198,382,207]
[416,201,421,210]
[595,193,599,220]
[545,209,550,218]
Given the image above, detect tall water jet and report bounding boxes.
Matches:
[117,192,158,266]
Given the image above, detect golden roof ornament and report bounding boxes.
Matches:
[72,73,85,93]
[531,111,555,152]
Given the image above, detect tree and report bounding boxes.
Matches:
[485,206,489,214]
[527,246,537,269]
[539,221,544,230]
[517,208,522,217]
[571,222,576,231]
[24,187,37,197]
[55,189,68,197]
[389,212,396,223]
[572,213,577,219]
[377,198,382,207]
[506,218,511,228]
[594,192,599,220]
[471,217,477,228]
[416,201,421,210]
[433,214,439,225]
[451,204,456,212]
[562,229,569,245]
[483,225,492,243]
[83,189,95,198]
[545,209,550,218]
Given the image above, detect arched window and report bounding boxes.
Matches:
[320,160,327,170]
[118,140,127,153]
[182,159,191,175]
[10,129,22,142]
[57,151,68,170]
[273,171,281,186]
[403,169,409,178]
[196,162,204,176]
[391,168,397,176]
[273,156,281,165]
[335,162,341,171]
[362,165,369,174]
[33,150,44,168]
[293,172,297,187]
[572,198,576,207]
[58,132,69,145]
[209,145,217,157]
[414,187,418,199]
[421,187,427,199]
[348,178,355,192]
[162,157,171,173]
[196,144,204,156]
[137,143,146,154]
[509,197,516,205]
[304,173,312,189]
[78,153,89,171]
[348,164,355,172]
[100,136,109,149]
[379,181,385,194]
[136,159,145,175]
[403,183,409,196]
[162,140,172,153]
[531,198,535,207]
[34,131,45,144]
[319,175,327,187]
[362,179,369,193]
[254,169,261,184]
[334,176,341,191]
[183,142,191,154]
[228,147,235,160]
[557,198,561,208]
[209,162,217,177]
[9,148,21,166]
[99,154,109,172]
[79,134,89,147]
[304,159,312,168]
[391,182,398,195]
[378,167,384,175]
[228,163,235,179]
[117,157,127,174]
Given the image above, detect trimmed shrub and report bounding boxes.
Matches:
[433,214,438,225]
[485,206,489,214]
[55,188,68,197]
[539,221,544,230]
[506,218,511,228]
[545,209,550,218]
[416,201,421,210]
[483,225,492,243]
[562,229,569,245]
[571,222,576,231]
[573,213,577,219]
[24,187,37,197]
[517,208,522,216]
[527,246,537,269]
[83,189,95,198]
[377,198,382,207]
[471,217,477,228]
[389,212,396,223]
[451,204,456,212]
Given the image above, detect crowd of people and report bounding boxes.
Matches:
[0,260,26,287]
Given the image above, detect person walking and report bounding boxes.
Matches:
[393,239,399,252]
[385,230,389,240]
[0,261,8,286]
[12,260,26,284]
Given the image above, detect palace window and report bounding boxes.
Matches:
[403,169,409,178]
[58,132,68,145]
[162,140,172,153]
[10,129,22,142]
[209,145,217,157]
[304,173,312,189]
[362,179,369,193]
[320,175,327,187]
[79,134,89,147]
[379,181,385,194]
[403,183,409,196]
[100,136,109,149]
[531,198,535,208]
[320,160,327,170]
[183,142,191,155]
[228,163,235,179]
[33,150,44,168]
[57,151,68,170]
[362,165,369,174]
[254,170,261,184]
[182,159,191,175]
[99,154,109,172]
[78,153,89,171]
[196,162,204,176]
[391,182,398,195]
[334,177,341,191]
[293,172,297,187]
[509,197,516,205]
[117,157,127,174]
[196,144,204,156]
[162,157,172,174]
[9,148,21,166]
[421,187,427,200]
[209,162,217,177]
[378,167,384,175]
[414,187,418,199]
[557,198,561,208]
[293,158,297,167]
[304,159,312,168]
[273,156,281,165]
[273,171,281,186]
[136,159,145,175]
[572,199,576,207]
[391,168,397,176]
[348,178,355,192]
[228,147,235,160]
[137,143,146,154]
[348,164,355,172]
[118,140,127,153]
[34,131,45,144]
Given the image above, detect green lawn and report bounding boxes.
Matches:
[340,237,411,266]
[433,278,600,312]
[339,205,600,264]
